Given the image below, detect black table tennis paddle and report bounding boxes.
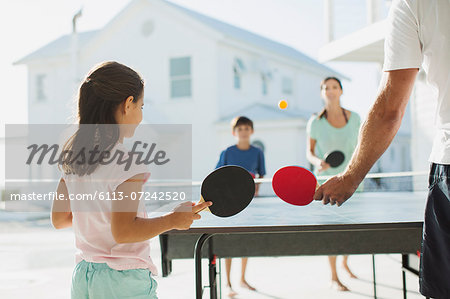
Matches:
[198,165,255,217]
[324,150,345,168]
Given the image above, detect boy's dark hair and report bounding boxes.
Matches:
[60,61,144,176]
[231,116,253,131]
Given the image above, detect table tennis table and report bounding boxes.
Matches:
[159,191,427,299]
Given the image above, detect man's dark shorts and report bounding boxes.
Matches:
[420,163,450,299]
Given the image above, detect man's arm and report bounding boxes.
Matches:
[314,68,419,206]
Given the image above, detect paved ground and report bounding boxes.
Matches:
[0,219,424,299]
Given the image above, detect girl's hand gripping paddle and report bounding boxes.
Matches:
[198,165,255,217]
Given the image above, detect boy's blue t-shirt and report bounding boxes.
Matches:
[216,145,266,177]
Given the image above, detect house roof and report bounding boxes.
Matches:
[15,0,344,78]
[163,1,343,76]
[14,30,99,65]
[217,103,312,123]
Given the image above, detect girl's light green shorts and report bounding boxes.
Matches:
[71,260,158,299]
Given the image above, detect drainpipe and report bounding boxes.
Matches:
[71,9,82,90]
[324,0,334,43]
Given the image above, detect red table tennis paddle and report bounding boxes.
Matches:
[198,165,255,217]
[272,166,319,206]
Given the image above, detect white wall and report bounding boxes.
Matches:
[213,43,333,179]
[216,43,327,118]
[216,44,266,115]
[374,134,411,172]
[215,119,308,177]
[26,0,222,181]
[22,0,345,182]
[27,59,76,124]
[294,70,326,113]
[0,138,4,190]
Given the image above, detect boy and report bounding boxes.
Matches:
[216,116,266,297]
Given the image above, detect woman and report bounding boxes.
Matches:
[306,77,360,291]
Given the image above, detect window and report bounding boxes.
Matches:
[170,57,191,98]
[252,140,265,153]
[141,20,155,37]
[401,146,408,170]
[233,58,245,90]
[282,77,293,94]
[261,74,268,95]
[390,147,396,162]
[233,67,241,89]
[36,74,46,101]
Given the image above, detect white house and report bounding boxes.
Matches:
[319,0,433,177]
[15,0,345,182]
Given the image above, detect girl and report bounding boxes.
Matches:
[52,61,211,299]
[306,77,360,291]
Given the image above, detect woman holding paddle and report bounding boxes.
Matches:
[306,77,361,291]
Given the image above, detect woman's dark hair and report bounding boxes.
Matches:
[60,61,144,176]
[231,116,254,131]
[317,77,343,119]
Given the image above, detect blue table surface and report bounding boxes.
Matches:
[189,192,427,229]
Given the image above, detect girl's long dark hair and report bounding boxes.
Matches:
[60,61,144,176]
[317,77,343,119]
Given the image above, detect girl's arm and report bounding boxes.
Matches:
[51,179,73,229]
[111,174,211,244]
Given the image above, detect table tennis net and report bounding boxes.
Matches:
[0,171,429,213]
[138,171,429,209]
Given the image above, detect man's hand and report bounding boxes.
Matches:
[314,174,361,207]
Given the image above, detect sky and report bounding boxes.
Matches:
[1,0,383,135]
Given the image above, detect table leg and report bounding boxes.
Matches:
[195,233,213,299]
[402,254,411,299]
[218,258,222,299]
[159,235,171,277]
[401,254,424,299]
[402,254,407,299]
[209,237,218,299]
[372,255,377,299]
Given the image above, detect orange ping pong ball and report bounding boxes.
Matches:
[278,100,288,109]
